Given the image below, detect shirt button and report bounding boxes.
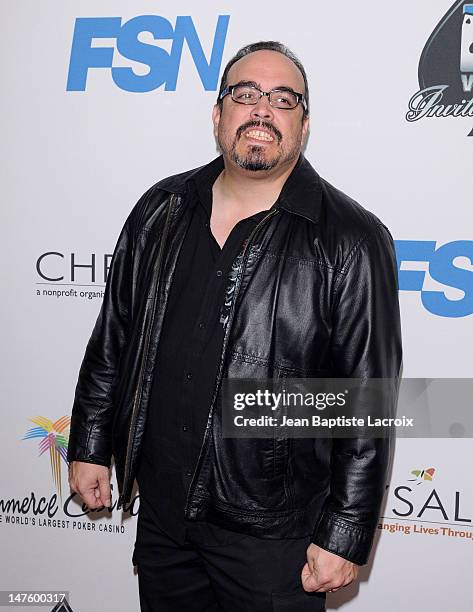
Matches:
[182,425,189,432]
[186,372,193,380]
[216,270,223,277]
[198,322,205,329]
[185,470,192,477]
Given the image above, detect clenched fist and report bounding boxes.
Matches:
[68,461,112,510]
[301,543,359,593]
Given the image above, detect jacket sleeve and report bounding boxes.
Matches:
[66,194,144,468]
[311,220,403,565]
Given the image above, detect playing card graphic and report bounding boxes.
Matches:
[407,2,473,134]
[418,1,473,101]
[460,5,473,73]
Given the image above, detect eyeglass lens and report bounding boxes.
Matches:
[232,85,298,109]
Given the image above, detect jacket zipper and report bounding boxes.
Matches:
[184,206,280,518]
[118,193,178,507]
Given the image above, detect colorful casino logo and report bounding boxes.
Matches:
[408,467,436,485]
[22,416,71,500]
[406,2,473,135]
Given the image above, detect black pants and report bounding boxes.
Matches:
[132,496,326,611]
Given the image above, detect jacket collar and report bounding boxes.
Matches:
[276,153,323,224]
[155,153,323,224]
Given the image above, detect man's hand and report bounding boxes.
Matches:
[301,543,359,593]
[68,461,112,510]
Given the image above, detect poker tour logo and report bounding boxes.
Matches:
[406,1,473,136]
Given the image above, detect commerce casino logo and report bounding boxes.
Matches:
[22,416,71,501]
[0,416,138,532]
[66,14,230,91]
[406,2,473,135]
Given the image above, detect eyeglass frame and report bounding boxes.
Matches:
[219,82,308,113]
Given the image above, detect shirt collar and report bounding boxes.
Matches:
[187,157,223,217]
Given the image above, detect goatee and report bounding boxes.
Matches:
[231,144,281,172]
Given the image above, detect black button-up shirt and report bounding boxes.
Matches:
[137,160,275,545]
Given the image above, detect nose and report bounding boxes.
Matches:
[250,94,274,121]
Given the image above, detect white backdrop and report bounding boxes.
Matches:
[1,1,472,611]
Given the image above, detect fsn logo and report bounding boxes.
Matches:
[395,240,473,318]
[67,15,230,92]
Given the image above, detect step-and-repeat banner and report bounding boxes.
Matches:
[2,2,472,611]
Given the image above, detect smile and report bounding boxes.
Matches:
[244,129,274,142]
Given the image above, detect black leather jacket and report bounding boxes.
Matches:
[67,154,402,565]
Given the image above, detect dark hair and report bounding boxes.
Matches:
[217,41,309,117]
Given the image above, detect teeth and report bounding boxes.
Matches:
[246,130,274,142]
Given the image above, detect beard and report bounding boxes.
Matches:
[231,143,281,171]
[217,120,299,172]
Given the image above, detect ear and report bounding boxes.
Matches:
[301,115,310,146]
[212,103,221,139]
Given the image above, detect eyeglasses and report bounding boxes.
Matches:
[219,83,307,112]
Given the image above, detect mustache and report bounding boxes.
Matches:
[236,120,282,143]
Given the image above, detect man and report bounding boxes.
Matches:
[67,41,402,611]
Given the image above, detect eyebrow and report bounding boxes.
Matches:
[233,80,300,93]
